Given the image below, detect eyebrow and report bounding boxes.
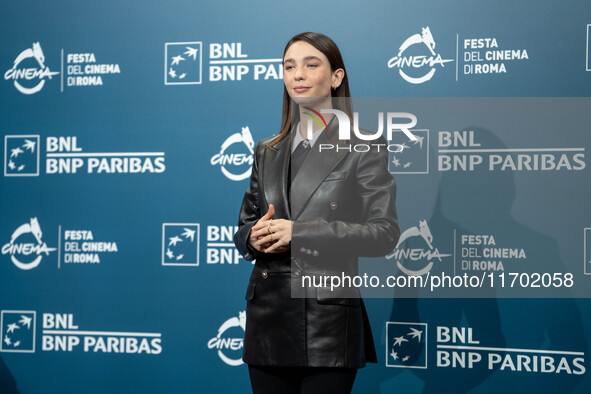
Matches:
[283,56,323,63]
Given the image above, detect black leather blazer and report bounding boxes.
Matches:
[234,118,400,368]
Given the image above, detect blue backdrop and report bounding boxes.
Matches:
[1,0,590,392]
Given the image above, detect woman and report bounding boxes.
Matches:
[234,32,400,393]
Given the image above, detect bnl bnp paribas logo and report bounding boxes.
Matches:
[4,135,39,176]
[161,223,245,266]
[164,42,202,85]
[164,41,283,85]
[2,218,56,270]
[1,311,163,355]
[0,311,36,353]
[386,322,427,368]
[4,42,59,94]
[161,224,199,266]
[387,27,453,84]
[388,129,429,174]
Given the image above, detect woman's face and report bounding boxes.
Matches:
[283,41,342,101]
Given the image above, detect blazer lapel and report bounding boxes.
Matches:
[262,135,292,220]
[290,118,350,220]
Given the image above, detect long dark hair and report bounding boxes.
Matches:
[268,32,353,148]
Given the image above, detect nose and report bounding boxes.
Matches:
[294,66,304,81]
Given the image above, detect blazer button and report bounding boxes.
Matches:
[261,271,268,279]
[294,269,302,276]
[300,247,306,253]
[312,250,319,257]
[329,202,338,210]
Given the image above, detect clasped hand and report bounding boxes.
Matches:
[249,204,292,253]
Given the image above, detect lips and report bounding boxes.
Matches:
[293,86,310,93]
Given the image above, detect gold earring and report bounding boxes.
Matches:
[332,85,337,90]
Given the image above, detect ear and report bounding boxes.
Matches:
[331,68,345,89]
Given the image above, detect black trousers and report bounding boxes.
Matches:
[248,365,358,394]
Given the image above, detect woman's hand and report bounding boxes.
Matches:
[249,204,292,253]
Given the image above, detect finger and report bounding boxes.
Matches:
[253,227,270,239]
[265,237,287,253]
[252,205,276,232]
[252,219,267,231]
[249,236,264,252]
[253,234,273,249]
[260,204,275,221]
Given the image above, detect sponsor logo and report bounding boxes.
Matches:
[387,220,451,276]
[386,322,428,368]
[165,41,283,85]
[46,136,166,174]
[438,130,586,172]
[164,42,203,85]
[4,135,39,176]
[210,126,255,181]
[386,322,586,375]
[61,229,118,266]
[4,43,121,93]
[436,325,585,375]
[4,42,59,94]
[206,225,245,264]
[387,28,531,82]
[1,218,56,270]
[387,27,453,84]
[1,311,162,354]
[162,224,199,266]
[65,52,121,87]
[2,220,119,270]
[161,223,247,266]
[4,135,166,176]
[207,311,245,366]
[389,129,429,174]
[0,311,36,353]
[462,37,528,76]
[456,232,526,273]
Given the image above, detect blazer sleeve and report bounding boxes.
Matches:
[291,142,400,258]
[233,141,263,261]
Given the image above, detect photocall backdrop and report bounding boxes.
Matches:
[1,0,590,392]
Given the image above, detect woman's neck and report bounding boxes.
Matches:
[297,98,334,139]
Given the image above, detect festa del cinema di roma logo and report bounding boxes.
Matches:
[387,220,451,276]
[387,27,453,84]
[4,42,59,94]
[1,218,56,270]
[210,126,255,181]
[207,311,246,366]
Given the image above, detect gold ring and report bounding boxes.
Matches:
[267,224,272,234]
